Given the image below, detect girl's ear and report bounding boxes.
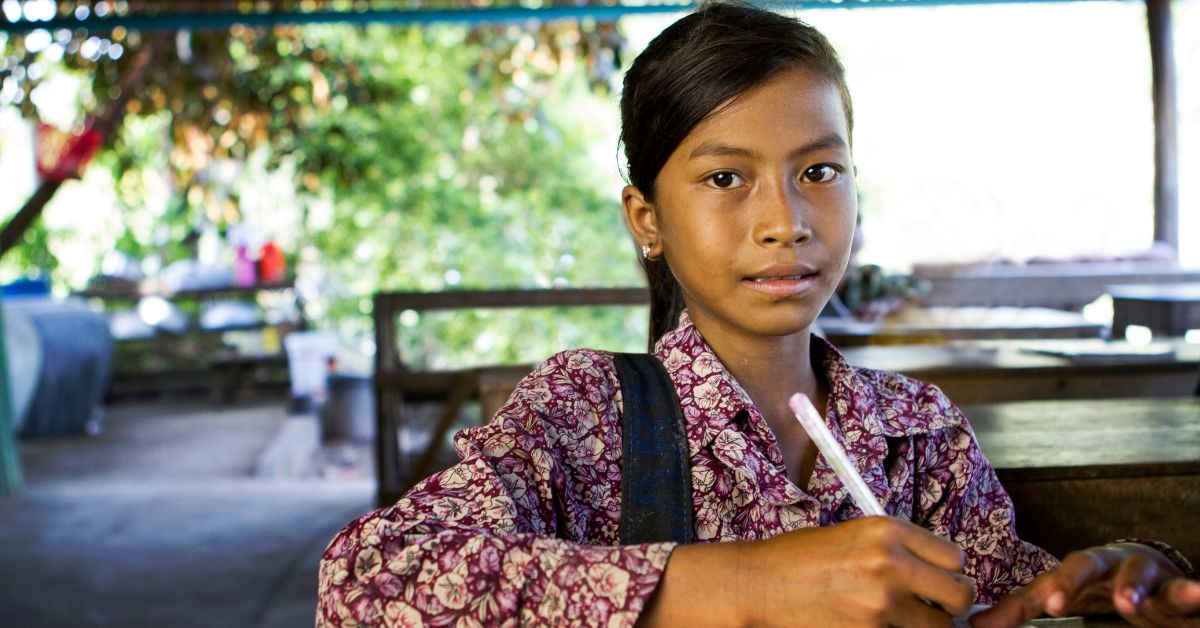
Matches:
[622,185,661,257]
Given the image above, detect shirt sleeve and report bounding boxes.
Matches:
[316,352,676,627]
[908,388,1059,604]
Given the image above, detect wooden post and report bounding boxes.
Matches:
[0,303,24,497]
[1147,0,1179,252]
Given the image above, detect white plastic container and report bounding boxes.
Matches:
[283,331,340,409]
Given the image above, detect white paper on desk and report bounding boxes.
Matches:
[954,604,1084,627]
[1018,342,1176,363]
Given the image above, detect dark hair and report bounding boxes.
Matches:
[620,1,854,348]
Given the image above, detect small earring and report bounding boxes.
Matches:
[641,243,652,259]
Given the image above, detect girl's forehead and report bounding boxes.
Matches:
[679,68,850,155]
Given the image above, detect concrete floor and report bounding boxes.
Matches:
[0,400,375,627]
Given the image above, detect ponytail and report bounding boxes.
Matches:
[641,254,685,350]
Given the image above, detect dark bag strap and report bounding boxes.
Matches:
[613,352,694,545]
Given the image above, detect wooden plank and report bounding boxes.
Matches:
[1147,0,1180,251]
[373,287,649,312]
[965,398,1200,481]
[970,396,1200,563]
[911,264,1200,310]
[1004,475,1199,564]
[404,372,478,488]
[373,293,399,371]
[74,280,296,300]
[462,341,1200,417]
[822,319,1106,347]
[841,340,1200,404]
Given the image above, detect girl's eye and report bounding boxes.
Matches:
[708,172,742,189]
[803,165,839,183]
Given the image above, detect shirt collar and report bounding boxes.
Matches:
[651,310,963,459]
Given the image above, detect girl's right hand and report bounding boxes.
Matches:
[640,516,977,627]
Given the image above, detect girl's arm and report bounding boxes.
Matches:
[317,352,675,627]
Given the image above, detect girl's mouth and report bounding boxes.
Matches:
[748,274,812,282]
[741,273,819,296]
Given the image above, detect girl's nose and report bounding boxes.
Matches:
[754,183,813,246]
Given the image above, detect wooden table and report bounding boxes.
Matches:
[475,337,1200,422]
[840,339,1200,404]
[964,397,1200,564]
[820,307,1106,348]
[1109,282,1200,338]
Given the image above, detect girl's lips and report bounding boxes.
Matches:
[741,273,819,297]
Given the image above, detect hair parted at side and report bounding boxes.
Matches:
[620,1,854,349]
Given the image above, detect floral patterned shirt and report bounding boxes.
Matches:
[318,311,1057,626]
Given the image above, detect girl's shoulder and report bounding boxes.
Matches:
[499,347,623,416]
[468,348,625,453]
[525,347,620,390]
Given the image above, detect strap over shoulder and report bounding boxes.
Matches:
[612,352,694,545]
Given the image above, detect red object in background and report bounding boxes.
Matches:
[258,241,286,284]
[35,122,104,183]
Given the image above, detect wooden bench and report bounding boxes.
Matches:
[373,288,648,505]
[1109,282,1200,338]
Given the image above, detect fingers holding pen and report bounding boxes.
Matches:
[731,517,973,627]
[856,517,976,619]
[892,519,967,574]
[905,558,977,617]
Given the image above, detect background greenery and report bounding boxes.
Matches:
[1,9,650,370]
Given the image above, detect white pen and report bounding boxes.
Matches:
[787,392,886,517]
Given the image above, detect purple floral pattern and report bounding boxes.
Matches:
[319,312,1059,626]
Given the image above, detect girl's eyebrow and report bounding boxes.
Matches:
[688,132,849,162]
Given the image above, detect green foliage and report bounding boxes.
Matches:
[1,15,648,368]
[291,23,645,366]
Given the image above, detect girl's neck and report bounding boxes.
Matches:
[694,319,826,488]
[695,320,824,417]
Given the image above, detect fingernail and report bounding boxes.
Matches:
[1047,591,1066,615]
[1126,587,1142,607]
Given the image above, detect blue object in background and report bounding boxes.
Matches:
[1,278,52,299]
[4,297,113,438]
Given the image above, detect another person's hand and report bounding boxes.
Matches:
[642,516,977,626]
[971,543,1200,628]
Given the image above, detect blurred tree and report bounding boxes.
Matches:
[0,1,647,366]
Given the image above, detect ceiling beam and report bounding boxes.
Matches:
[1,0,1129,34]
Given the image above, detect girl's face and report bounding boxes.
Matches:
[624,67,857,344]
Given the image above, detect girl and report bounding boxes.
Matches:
[318,3,1198,626]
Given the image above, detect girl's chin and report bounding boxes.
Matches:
[735,303,822,338]
[685,290,829,337]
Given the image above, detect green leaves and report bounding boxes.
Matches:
[3,10,645,365]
